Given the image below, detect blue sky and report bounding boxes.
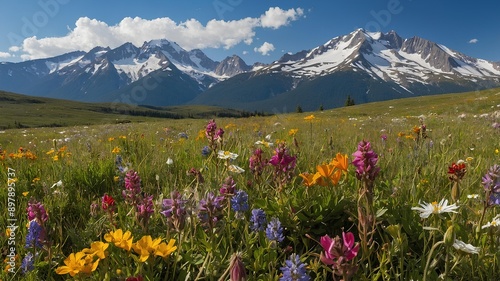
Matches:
[0,0,499,64]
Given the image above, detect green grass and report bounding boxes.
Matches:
[1,87,500,280]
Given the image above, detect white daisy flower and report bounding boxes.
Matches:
[217,150,238,160]
[482,215,500,229]
[166,158,174,165]
[452,239,480,254]
[228,165,245,174]
[411,198,459,218]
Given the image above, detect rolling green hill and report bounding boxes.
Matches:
[0,90,258,129]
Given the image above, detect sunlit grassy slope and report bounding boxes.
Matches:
[0,90,257,129]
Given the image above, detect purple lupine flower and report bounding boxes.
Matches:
[115,155,126,173]
[266,217,284,243]
[21,252,35,274]
[27,200,48,224]
[231,190,249,219]
[280,253,311,281]
[482,164,500,192]
[351,140,380,182]
[201,146,211,157]
[25,220,45,249]
[198,192,225,230]
[250,209,267,232]
[161,191,187,231]
[136,195,154,228]
[482,164,500,206]
[220,176,237,195]
[123,170,141,204]
[490,193,500,205]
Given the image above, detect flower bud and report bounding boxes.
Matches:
[444,224,455,247]
[229,252,246,281]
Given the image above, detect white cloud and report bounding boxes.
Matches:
[0,52,12,59]
[260,7,304,29]
[254,42,275,56]
[242,51,248,55]
[468,38,478,44]
[11,7,304,60]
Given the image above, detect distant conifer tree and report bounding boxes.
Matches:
[345,95,355,106]
[296,105,303,113]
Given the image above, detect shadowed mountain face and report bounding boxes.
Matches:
[1,29,500,111]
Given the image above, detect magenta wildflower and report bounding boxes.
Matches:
[220,176,236,195]
[27,199,48,224]
[351,140,380,182]
[136,194,154,230]
[268,143,296,190]
[320,231,359,279]
[205,119,217,139]
[188,167,205,184]
[123,170,141,204]
[269,143,296,171]
[249,148,267,179]
[205,119,224,150]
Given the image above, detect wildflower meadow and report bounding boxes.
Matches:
[1,92,500,280]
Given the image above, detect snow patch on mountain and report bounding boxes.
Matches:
[45,55,84,74]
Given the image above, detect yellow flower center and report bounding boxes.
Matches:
[431,201,441,213]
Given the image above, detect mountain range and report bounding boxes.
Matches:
[1,28,500,112]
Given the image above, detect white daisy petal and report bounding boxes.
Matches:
[411,199,459,218]
[452,239,480,254]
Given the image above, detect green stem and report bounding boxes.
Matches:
[423,241,444,281]
[194,252,211,281]
[444,248,450,280]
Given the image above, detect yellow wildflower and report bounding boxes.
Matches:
[132,235,162,262]
[104,229,133,251]
[304,115,315,121]
[82,241,109,260]
[154,239,177,258]
[288,128,298,136]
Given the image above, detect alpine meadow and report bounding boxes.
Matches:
[1,87,500,280]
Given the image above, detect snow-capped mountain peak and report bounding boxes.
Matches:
[261,29,500,91]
